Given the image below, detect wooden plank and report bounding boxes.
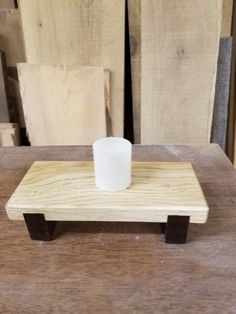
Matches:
[228,2,236,163]
[141,0,222,145]
[0,51,9,122]
[8,76,25,127]
[19,0,125,137]
[6,161,209,223]
[221,0,233,36]
[0,122,16,128]
[0,0,15,8]
[0,129,19,146]
[104,69,112,137]
[211,37,232,151]
[0,9,25,66]
[0,122,19,146]
[17,64,107,145]
[128,0,141,143]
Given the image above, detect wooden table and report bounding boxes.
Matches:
[0,144,236,313]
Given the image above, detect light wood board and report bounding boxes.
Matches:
[221,0,233,36]
[128,0,141,143]
[5,161,209,223]
[0,122,20,146]
[141,0,222,145]
[0,9,25,66]
[0,0,15,8]
[19,0,125,137]
[17,64,107,145]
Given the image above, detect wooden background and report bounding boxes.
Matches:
[0,0,236,163]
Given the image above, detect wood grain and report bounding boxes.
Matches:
[221,0,233,36]
[6,161,209,223]
[128,0,141,143]
[19,0,125,137]
[17,64,107,145]
[0,144,236,313]
[141,0,222,145]
[0,9,25,66]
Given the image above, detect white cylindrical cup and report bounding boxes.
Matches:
[93,137,132,192]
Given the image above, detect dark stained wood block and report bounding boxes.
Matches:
[23,213,56,241]
[165,215,190,244]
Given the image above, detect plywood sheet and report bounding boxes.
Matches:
[19,0,125,137]
[6,161,209,223]
[17,64,107,145]
[141,0,222,145]
[0,9,25,66]
[128,0,141,143]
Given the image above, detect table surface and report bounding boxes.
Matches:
[0,144,236,313]
[6,161,208,223]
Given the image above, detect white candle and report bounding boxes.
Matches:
[93,137,132,192]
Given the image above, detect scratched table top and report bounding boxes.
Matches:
[0,144,236,313]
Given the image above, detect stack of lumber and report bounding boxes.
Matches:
[0,1,24,145]
[0,0,235,160]
[18,0,125,145]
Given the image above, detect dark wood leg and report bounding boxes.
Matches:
[160,223,166,233]
[23,213,57,241]
[165,216,190,244]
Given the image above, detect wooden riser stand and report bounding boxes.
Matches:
[5,161,208,244]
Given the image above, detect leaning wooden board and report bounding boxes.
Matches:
[0,0,15,9]
[0,51,9,122]
[0,9,25,66]
[211,37,232,151]
[5,161,209,223]
[141,0,222,145]
[0,122,20,146]
[19,0,125,137]
[221,0,233,36]
[17,64,107,145]
[8,76,25,127]
[128,0,141,144]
